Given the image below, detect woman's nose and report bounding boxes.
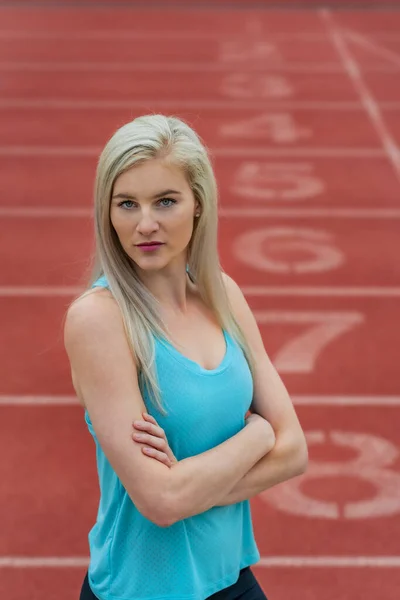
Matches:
[136,211,159,235]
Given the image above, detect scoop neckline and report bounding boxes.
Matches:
[92,276,233,375]
[156,329,233,376]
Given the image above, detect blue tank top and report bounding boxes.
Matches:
[84,275,260,600]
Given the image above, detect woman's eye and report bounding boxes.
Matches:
[158,198,176,207]
[119,200,134,209]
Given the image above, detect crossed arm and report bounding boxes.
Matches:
[134,379,307,509]
[65,278,307,526]
[134,358,308,506]
[214,275,308,503]
[132,276,308,508]
[216,281,308,505]
[217,364,307,505]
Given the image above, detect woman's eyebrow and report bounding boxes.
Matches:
[153,189,182,199]
[112,189,182,200]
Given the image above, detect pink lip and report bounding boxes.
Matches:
[137,242,163,246]
[136,242,164,252]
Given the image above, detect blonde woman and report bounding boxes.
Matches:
[64,115,308,600]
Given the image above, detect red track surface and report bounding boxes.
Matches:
[1,4,400,600]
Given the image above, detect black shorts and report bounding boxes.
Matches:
[80,567,268,600]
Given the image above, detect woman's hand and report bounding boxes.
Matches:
[245,412,276,454]
[132,413,177,468]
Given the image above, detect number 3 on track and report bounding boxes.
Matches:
[262,430,400,519]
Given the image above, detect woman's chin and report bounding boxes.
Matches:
[132,256,169,272]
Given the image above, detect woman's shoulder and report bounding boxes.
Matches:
[64,280,133,409]
[221,272,253,326]
[64,285,119,346]
[68,275,113,310]
[221,272,244,305]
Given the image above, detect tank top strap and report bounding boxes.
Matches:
[91,275,109,289]
[93,268,191,290]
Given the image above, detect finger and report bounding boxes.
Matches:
[142,412,158,425]
[142,414,166,436]
[165,449,178,465]
[142,446,171,467]
[132,432,166,451]
[133,421,165,438]
[132,421,153,432]
[133,422,165,438]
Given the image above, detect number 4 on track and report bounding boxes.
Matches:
[220,113,312,144]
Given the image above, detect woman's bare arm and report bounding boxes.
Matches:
[64,292,275,527]
[213,275,308,506]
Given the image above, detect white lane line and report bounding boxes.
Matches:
[347,32,400,42]
[0,146,99,157]
[381,103,400,110]
[0,287,82,297]
[2,99,400,112]
[292,396,400,406]
[2,62,400,74]
[0,61,344,73]
[0,557,89,568]
[3,207,400,219]
[242,286,400,297]
[0,99,366,110]
[0,396,80,405]
[347,66,400,72]
[2,30,400,43]
[0,555,399,568]
[220,208,400,219]
[321,10,400,186]
[343,29,400,69]
[1,395,400,407]
[1,286,400,298]
[258,556,400,567]
[0,31,334,42]
[0,146,385,158]
[0,208,92,217]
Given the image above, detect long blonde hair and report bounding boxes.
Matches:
[74,114,254,414]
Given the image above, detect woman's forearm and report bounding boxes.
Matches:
[165,418,274,525]
[215,431,308,506]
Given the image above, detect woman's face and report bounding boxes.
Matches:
[110,158,199,273]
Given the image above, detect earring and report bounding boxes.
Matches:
[195,213,200,217]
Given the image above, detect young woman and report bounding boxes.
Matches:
[64,114,308,600]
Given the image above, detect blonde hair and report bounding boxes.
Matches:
[74,114,254,414]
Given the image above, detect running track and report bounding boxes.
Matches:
[1,3,400,599]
